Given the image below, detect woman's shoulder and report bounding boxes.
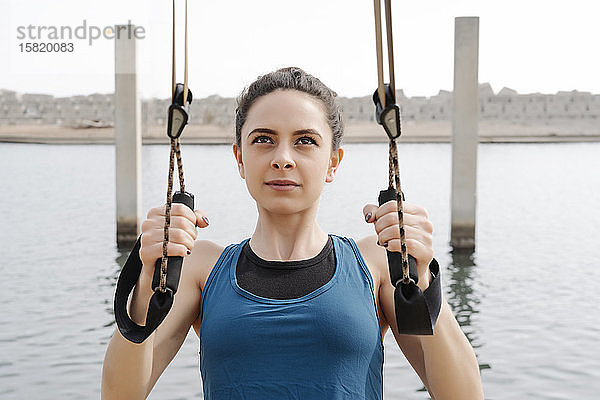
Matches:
[349,234,387,286]
[329,233,378,254]
[333,233,379,256]
[188,239,227,290]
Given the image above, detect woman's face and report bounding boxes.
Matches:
[233,89,343,216]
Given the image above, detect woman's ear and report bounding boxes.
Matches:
[325,148,344,183]
[232,143,245,179]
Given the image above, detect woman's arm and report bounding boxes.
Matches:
[102,268,159,399]
[101,239,213,399]
[418,298,483,399]
[377,266,483,399]
[361,200,483,399]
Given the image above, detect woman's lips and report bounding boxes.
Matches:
[265,180,299,191]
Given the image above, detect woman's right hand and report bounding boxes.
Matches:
[139,203,210,277]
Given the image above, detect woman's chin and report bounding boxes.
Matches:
[257,199,317,216]
[262,204,303,215]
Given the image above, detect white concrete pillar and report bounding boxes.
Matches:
[115,24,141,246]
[451,17,479,249]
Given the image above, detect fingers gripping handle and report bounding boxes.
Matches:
[152,191,195,294]
[377,187,418,284]
[113,191,194,344]
[377,187,442,335]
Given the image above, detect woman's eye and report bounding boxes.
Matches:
[297,136,317,145]
[252,136,273,144]
[252,136,317,146]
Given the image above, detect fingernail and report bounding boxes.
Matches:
[383,242,388,248]
[187,250,191,255]
[365,213,372,222]
[202,216,209,225]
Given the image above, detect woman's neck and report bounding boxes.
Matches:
[249,207,329,262]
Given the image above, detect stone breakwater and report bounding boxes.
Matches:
[1,83,599,144]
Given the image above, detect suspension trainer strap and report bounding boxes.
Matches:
[114,0,195,344]
[372,0,441,335]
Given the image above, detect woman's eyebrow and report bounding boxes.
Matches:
[248,128,322,139]
[247,128,276,138]
[294,129,322,139]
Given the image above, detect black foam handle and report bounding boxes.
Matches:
[152,191,195,294]
[114,190,195,343]
[378,187,418,284]
[377,186,442,335]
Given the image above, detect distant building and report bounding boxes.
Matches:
[0,84,598,128]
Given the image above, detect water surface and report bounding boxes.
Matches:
[1,142,598,399]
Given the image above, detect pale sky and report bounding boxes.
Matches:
[2,0,599,99]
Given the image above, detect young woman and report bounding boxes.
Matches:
[102,67,483,399]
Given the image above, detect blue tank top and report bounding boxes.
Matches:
[199,234,384,400]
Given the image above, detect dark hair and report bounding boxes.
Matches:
[235,67,344,151]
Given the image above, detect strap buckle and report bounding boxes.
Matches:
[153,285,173,295]
[167,83,193,139]
[373,83,401,140]
[396,276,415,286]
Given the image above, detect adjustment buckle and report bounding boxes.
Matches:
[373,83,401,140]
[153,285,173,295]
[167,83,193,139]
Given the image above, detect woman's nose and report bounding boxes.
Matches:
[272,159,295,169]
[271,146,295,170]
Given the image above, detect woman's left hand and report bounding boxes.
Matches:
[363,200,434,289]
